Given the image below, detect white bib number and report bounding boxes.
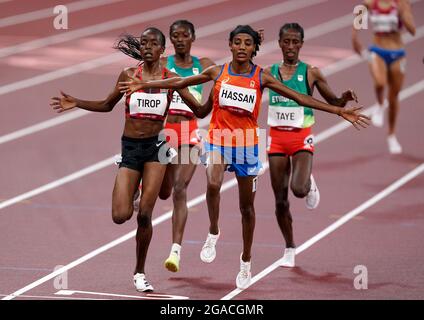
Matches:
[169,87,201,113]
[370,13,399,33]
[267,106,304,128]
[169,91,192,113]
[129,92,168,116]
[219,83,256,113]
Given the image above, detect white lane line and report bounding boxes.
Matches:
[0,293,107,300]
[0,156,115,210]
[0,109,89,145]
[0,0,229,59]
[55,289,189,300]
[0,51,124,96]
[195,0,326,38]
[0,48,371,209]
[0,0,126,28]
[0,0,332,144]
[2,79,424,300]
[0,0,326,97]
[0,171,239,300]
[221,162,424,300]
[2,1,423,298]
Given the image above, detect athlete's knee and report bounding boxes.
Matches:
[137,211,152,229]
[275,199,290,214]
[173,184,188,202]
[375,81,385,91]
[159,188,172,200]
[112,208,131,225]
[239,204,255,219]
[291,183,309,198]
[173,180,189,195]
[207,180,221,195]
[388,87,401,100]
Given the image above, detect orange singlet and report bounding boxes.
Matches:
[207,63,263,147]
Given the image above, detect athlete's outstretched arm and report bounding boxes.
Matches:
[51,69,128,113]
[309,66,358,107]
[177,86,214,119]
[200,57,216,69]
[399,0,416,35]
[261,70,370,130]
[118,65,220,94]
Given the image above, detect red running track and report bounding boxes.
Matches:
[0,0,423,300]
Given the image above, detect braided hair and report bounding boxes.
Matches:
[114,27,166,62]
[279,23,304,41]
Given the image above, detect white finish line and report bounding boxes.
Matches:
[55,289,189,300]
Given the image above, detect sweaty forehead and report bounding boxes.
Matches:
[171,24,192,34]
[233,33,254,41]
[141,30,161,40]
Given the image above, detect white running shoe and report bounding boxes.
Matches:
[387,135,402,154]
[371,106,385,127]
[236,254,251,290]
[200,230,220,263]
[280,248,296,268]
[305,175,320,210]
[133,273,154,292]
[133,184,142,213]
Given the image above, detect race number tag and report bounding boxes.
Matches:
[267,106,304,128]
[219,83,256,113]
[129,92,168,116]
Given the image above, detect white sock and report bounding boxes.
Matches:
[171,243,181,256]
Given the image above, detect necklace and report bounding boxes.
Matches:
[282,60,299,68]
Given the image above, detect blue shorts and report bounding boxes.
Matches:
[203,142,262,177]
[369,45,405,66]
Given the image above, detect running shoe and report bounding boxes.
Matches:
[280,248,296,268]
[114,153,122,165]
[133,273,154,292]
[164,252,180,272]
[305,175,320,210]
[236,254,251,290]
[200,230,220,263]
[133,183,142,212]
[387,135,402,154]
[371,106,385,128]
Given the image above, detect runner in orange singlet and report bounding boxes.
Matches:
[119,25,369,289]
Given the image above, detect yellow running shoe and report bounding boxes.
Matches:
[164,252,180,272]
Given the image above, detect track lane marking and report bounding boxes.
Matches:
[0,0,326,97]
[55,289,189,300]
[1,18,423,145]
[0,0,126,28]
[2,79,424,300]
[221,162,424,300]
[0,0,322,59]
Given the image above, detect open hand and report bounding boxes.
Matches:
[340,106,371,130]
[50,91,77,113]
[118,75,143,95]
